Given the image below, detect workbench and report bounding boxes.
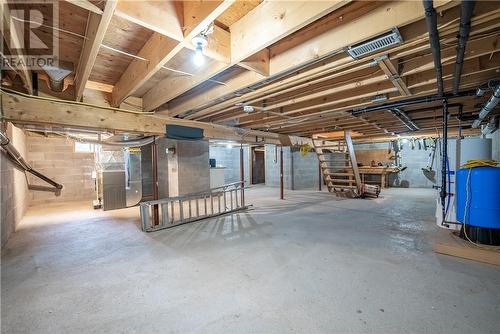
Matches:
[357,167,399,188]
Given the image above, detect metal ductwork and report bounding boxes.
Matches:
[0,130,63,192]
[66,134,157,147]
[452,0,475,95]
[472,84,500,128]
[423,0,444,96]
[481,116,498,135]
[41,61,74,92]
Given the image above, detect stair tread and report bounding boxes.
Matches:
[328,185,358,189]
[328,179,355,183]
[324,172,355,176]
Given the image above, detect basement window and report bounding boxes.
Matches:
[74,142,96,153]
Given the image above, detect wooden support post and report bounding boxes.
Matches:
[240,143,245,206]
[280,146,284,200]
[152,140,159,225]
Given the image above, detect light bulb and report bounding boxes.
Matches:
[226,143,233,149]
[193,44,204,66]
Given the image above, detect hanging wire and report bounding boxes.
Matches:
[9,16,227,85]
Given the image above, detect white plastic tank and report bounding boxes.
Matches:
[435,137,492,230]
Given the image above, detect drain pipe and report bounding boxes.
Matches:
[423,0,444,96]
[351,89,476,115]
[472,84,500,128]
[452,0,475,95]
[0,130,63,191]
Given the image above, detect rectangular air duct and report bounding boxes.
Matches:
[346,28,403,59]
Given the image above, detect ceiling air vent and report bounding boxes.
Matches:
[346,28,403,59]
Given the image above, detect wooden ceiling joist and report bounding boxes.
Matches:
[2,1,499,141]
[65,0,103,15]
[110,0,234,108]
[74,0,117,101]
[165,0,457,118]
[376,56,411,96]
[114,0,183,41]
[143,0,352,113]
[1,0,33,94]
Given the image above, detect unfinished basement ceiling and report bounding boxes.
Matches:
[1,0,499,142]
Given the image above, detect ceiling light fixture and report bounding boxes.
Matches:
[192,34,208,66]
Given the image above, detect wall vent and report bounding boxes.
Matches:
[346,28,403,59]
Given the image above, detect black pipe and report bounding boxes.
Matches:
[423,0,444,96]
[0,131,63,190]
[453,0,476,95]
[440,99,449,225]
[351,89,476,115]
[28,169,63,189]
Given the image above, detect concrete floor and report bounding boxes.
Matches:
[2,187,500,333]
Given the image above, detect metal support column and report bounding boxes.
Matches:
[280,146,284,200]
[440,99,449,224]
[240,143,245,206]
[151,140,159,225]
[318,162,322,191]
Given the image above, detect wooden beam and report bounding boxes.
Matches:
[114,0,183,41]
[0,90,290,145]
[0,0,33,94]
[143,0,351,112]
[377,56,411,96]
[110,0,234,108]
[239,48,270,76]
[74,0,117,101]
[162,0,456,117]
[65,0,103,15]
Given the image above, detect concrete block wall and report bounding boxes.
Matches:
[1,124,29,248]
[354,141,434,188]
[26,134,95,206]
[209,145,250,185]
[265,145,293,189]
[291,149,320,190]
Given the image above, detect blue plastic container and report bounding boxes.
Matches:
[456,167,500,229]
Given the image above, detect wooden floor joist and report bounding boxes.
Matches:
[0,1,498,139]
[0,90,299,145]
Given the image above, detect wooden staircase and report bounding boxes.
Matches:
[313,131,379,198]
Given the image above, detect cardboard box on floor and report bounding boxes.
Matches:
[433,230,500,266]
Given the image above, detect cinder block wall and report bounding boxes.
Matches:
[291,149,320,190]
[265,145,292,189]
[1,124,29,248]
[26,134,95,206]
[354,141,434,188]
[209,146,250,185]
